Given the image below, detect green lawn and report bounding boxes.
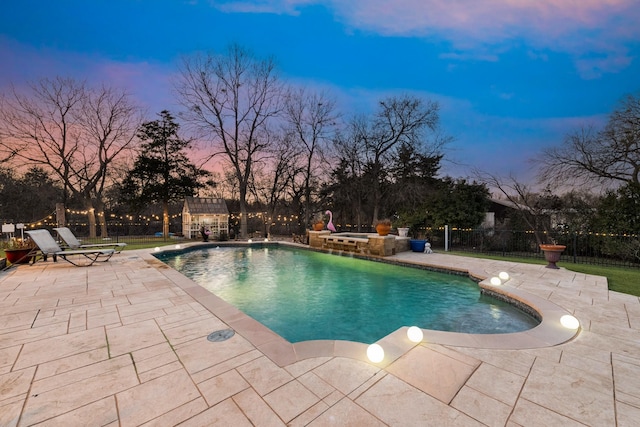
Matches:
[448,251,640,297]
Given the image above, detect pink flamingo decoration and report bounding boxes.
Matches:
[325,210,337,232]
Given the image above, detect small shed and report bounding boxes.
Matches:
[182,197,229,239]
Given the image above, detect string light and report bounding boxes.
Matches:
[15,208,307,235]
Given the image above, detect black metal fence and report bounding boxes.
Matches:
[435,228,640,269]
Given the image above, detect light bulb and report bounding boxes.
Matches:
[367,344,384,363]
[407,326,424,343]
[560,315,580,329]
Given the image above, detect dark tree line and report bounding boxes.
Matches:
[0,167,63,224]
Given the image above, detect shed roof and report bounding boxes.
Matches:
[184,197,229,215]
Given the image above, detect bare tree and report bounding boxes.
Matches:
[78,84,142,236]
[283,88,337,229]
[330,119,368,230]
[175,44,284,238]
[0,77,142,237]
[358,95,442,223]
[249,130,301,237]
[539,93,640,188]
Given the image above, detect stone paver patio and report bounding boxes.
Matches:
[1,243,639,426]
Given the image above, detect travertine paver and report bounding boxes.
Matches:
[116,369,201,426]
[21,355,138,425]
[312,358,380,396]
[177,398,253,426]
[263,380,321,422]
[106,319,167,356]
[14,327,106,370]
[386,345,480,403]
[451,386,512,426]
[462,362,525,406]
[509,398,587,427]
[356,374,483,426]
[520,356,615,425]
[307,398,387,426]
[0,245,639,426]
[198,368,250,406]
[236,356,294,396]
[232,388,286,427]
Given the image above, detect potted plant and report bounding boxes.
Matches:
[539,242,566,269]
[375,219,392,236]
[397,226,410,237]
[3,237,36,264]
[311,212,325,231]
[392,214,410,237]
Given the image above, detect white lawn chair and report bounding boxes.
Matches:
[54,227,126,252]
[26,229,115,266]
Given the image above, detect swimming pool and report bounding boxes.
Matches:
[156,246,539,343]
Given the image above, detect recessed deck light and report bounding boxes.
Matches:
[560,315,580,329]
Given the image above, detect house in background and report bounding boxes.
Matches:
[481,198,522,229]
[182,197,229,239]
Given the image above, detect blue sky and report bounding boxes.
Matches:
[1,0,639,182]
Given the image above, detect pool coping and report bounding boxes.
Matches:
[141,241,580,369]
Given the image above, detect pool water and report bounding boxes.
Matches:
[156,246,539,343]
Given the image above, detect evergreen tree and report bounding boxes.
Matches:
[121,110,209,237]
[592,183,640,233]
[428,178,490,228]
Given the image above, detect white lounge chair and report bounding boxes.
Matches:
[25,229,115,266]
[54,227,126,252]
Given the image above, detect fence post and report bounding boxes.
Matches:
[445,225,449,252]
[56,203,66,227]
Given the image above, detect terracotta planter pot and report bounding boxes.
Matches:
[312,222,325,231]
[4,248,34,264]
[539,244,566,269]
[376,223,391,236]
